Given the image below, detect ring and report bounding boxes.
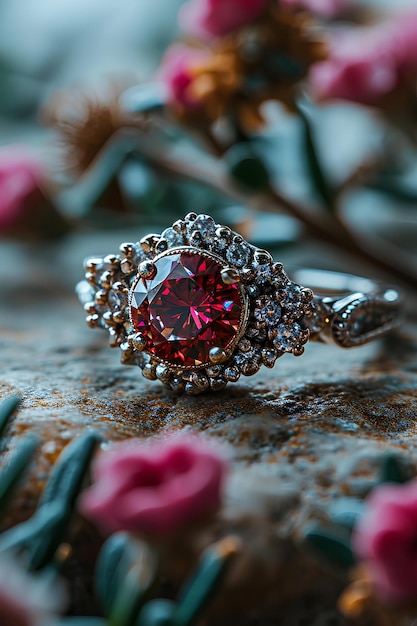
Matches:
[76,213,404,394]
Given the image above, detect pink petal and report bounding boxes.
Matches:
[158,44,211,110]
[179,0,267,39]
[79,435,228,536]
[0,147,44,231]
[353,481,417,601]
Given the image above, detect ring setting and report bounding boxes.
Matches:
[77,213,403,394]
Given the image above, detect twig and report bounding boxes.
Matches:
[132,136,417,291]
[78,131,417,292]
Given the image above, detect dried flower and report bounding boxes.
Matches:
[79,435,228,536]
[353,480,417,603]
[179,0,268,40]
[310,10,417,106]
[281,0,349,18]
[160,7,327,130]
[0,554,66,626]
[43,85,147,174]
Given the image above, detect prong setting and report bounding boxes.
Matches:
[254,249,273,265]
[140,234,161,254]
[138,260,156,280]
[221,267,240,285]
[302,287,314,303]
[132,332,147,351]
[209,347,228,364]
[120,258,135,274]
[119,242,135,257]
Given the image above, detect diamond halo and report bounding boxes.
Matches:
[78,213,313,394]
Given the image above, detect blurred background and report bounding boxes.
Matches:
[1,0,417,301]
[0,0,183,139]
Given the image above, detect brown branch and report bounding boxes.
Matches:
[79,132,417,292]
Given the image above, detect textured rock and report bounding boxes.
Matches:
[1,233,417,623]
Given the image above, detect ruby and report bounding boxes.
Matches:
[130,251,243,367]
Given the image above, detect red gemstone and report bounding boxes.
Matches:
[130,251,243,367]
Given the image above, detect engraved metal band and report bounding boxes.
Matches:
[293,269,403,348]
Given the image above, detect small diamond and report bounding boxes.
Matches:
[250,263,286,296]
[108,290,121,310]
[161,227,185,249]
[211,234,229,253]
[131,243,147,264]
[188,231,204,248]
[187,214,216,239]
[226,242,251,268]
[232,347,261,375]
[273,322,303,352]
[277,283,304,319]
[254,297,281,327]
[262,348,278,368]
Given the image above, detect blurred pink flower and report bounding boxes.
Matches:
[0,554,66,626]
[353,480,417,602]
[0,147,45,233]
[282,0,349,18]
[158,44,211,110]
[179,0,268,39]
[80,435,228,536]
[310,10,417,104]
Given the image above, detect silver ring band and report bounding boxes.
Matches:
[291,269,403,348]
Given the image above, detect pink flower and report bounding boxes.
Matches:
[0,147,45,233]
[0,555,66,626]
[310,10,417,104]
[281,0,349,18]
[353,480,417,602]
[158,44,211,110]
[179,0,268,40]
[79,435,228,536]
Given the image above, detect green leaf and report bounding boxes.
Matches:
[27,432,101,570]
[304,524,355,569]
[0,501,67,555]
[329,498,364,532]
[97,533,157,625]
[121,83,166,114]
[28,502,72,570]
[379,453,413,485]
[0,432,100,568]
[137,600,176,626]
[39,431,101,508]
[225,143,270,193]
[0,396,21,440]
[296,102,335,212]
[96,534,129,616]
[96,533,137,617]
[0,434,39,512]
[174,537,239,626]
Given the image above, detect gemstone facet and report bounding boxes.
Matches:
[130,250,244,367]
